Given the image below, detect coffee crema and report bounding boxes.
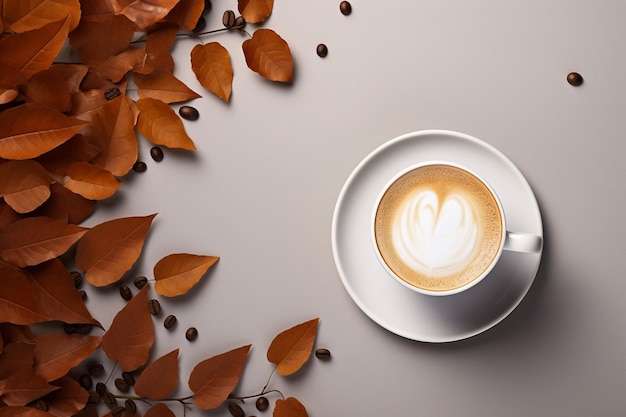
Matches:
[374,164,503,292]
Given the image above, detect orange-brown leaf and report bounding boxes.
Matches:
[266,318,319,376]
[0,17,71,80]
[0,217,87,268]
[33,333,102,382]
[242,29,293,83]
[75,214,156,287]
[0,103,89,160]
[35,183,97,225]
[143,24,178,73]
[153,253,219,297]
[35,134,100,177]
[101,286,154,371]
[165,0,205,30]
[0,266,50,324]
[2,0,81,33]
[0,160,53,214]
[21,68,73,113]
[134,71,201,104]
[63,162,120,200]
[91,46,147,83]
[238,0,273,23]
[136,98,196,150]
[0,406,58,417]
[190,42,233,103]
[69,14,136,66]
[0,342,36,379]
[188,345,251,410]
[44,375,89,417]
[133,349,179,400]
[0,369,58,406]
[144,403,175,417]
[110,0,180,29]
[273,397,308,417]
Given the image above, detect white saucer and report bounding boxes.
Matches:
[331,130,543,343]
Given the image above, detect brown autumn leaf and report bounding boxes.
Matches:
[0,160,53,214]
[0,103,89,160]
[266,318,319,376]
[110,0,181,29]
[28,259,100,326]
[0,407,58,417]
[134,71,201,104]
[33,333,102,382]
[62,162,120,200]
[133,349,179,400]
[144,403,175,417]
[0,204,22,234]
[142,24,178,74]
[238,0,274,23]
[2,0,81,33]
[0,216,88,268]
[20,67,72,113]
[165,0,205,30]
[153,253,219,297]
[0,342,36,379]
[274,397,308,417]
[75,214,156,287]
[0,265,50,324]
[43,375,89,417]
[35,134,100,177]
[242,29,293,83]
[136,98,196,150]
[0,368,58,406]
[188,344,251,410]
[190,42,233,103]
[69,14,136,66]
[0,324,34,348]
[101,286,154,371]
[35,183,97,225]
[91,46,148,83]
[0,17,71,80]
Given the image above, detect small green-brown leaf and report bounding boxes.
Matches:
[242,29,293,82]
[153,253,219,297]
[267,318,319,376]
[134,349,179,400]
[191,42,233,102]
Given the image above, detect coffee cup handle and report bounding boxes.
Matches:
[503,232,543,253]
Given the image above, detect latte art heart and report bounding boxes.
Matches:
[393,191,479,277]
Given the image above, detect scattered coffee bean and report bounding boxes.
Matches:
[222,10,236,28]
[95,382,107,395]
[104,87,121,100]
[114,378,130,392]
[122,371,135,386]
[125,399,137,414]
[233,15,246,30]
[148,299,162,315]
[111,406,125,417]
[119,285,132,301]
[315,348,331,360]
[132,161,147,173]
[89,363,105,378]
[134,275,148,289]
[179,105,199,121]
[228,402,245,417]
[87,391,101,404]
[256,396,269,411]
[164,314,177,329]
[103,392,118,409]
[193,16,206,32]
[78,290,87,301]
[29,399,48,411]
[71,270,83,288]
[186,327,198,341]
[567,71,583,86]
[340,1,352,15]
[316,43,328,58]
[204,0,212,13]
[150,146,164,162]
[79,374,93,390]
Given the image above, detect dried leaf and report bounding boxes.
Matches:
[0,217,88,268]
[0,160,53,214]
[136,98,196,150]
[267,318,319,376]
[35,183,97,225]
[75,214,156,287]
[153,253,219,297]
[33,333,102,382]
[35,134,100,177]
[21,68,73,113]
[0,342,36,379]
[0,103,89,160]
[273,397,308,417]
[191,42,233,102]
[43,376,89,417]
[134,71,201,104]
[238,0,274,23]
[0,266,50,324]
[2,0,81,33]
[134,349,179,400]
[242,29,293,83]
[144,403,175,417]
[63,162,120,200]
[69,14,136,66]
[0,405,58,416]
[0,17,71,80]
[188,344,251,410]
[143,24,178,73]
[0,324,34,346]
[101,286,154,371]
[0,369,58,406]
[91,46,147,83]
[165,0,205,30]
[110,0,181,29]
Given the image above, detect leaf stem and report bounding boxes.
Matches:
[229,389,284,402]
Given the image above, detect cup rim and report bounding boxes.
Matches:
[371,160,507,296]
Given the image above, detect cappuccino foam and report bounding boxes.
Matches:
[374,165,503,292]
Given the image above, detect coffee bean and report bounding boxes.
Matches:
[125,399,137,414]
[256,396,269,411]
[64,323,91,335]
[315,348,331,360]
[103,392,118,409]
[79,374,93,390]
[114,378,129,392]
[150,146,164,162]
[132,161,147,173]
[179,105,199,121]
[71,270,83,288]
[185,327,198,341]
[193,16,206,32]
[204,0,212,13]
[111,406,125,417]
[316,43,328,58]
[87,391,101,404]
[104,87,121,100]
[134,275,148,289]
[232,16,246,30]
[121,371,135,386]
[340,1,352,15]
[567,71,583,86]
[148,299,161,315]
[222,10,236,28]
[95,382,107,395]
[89,363,105,378]
[228,402,245,417]
[78,290,87,301]
[119,285,132,301]
[164,314,177,329]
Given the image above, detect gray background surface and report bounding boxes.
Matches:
[85,1,626,415]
